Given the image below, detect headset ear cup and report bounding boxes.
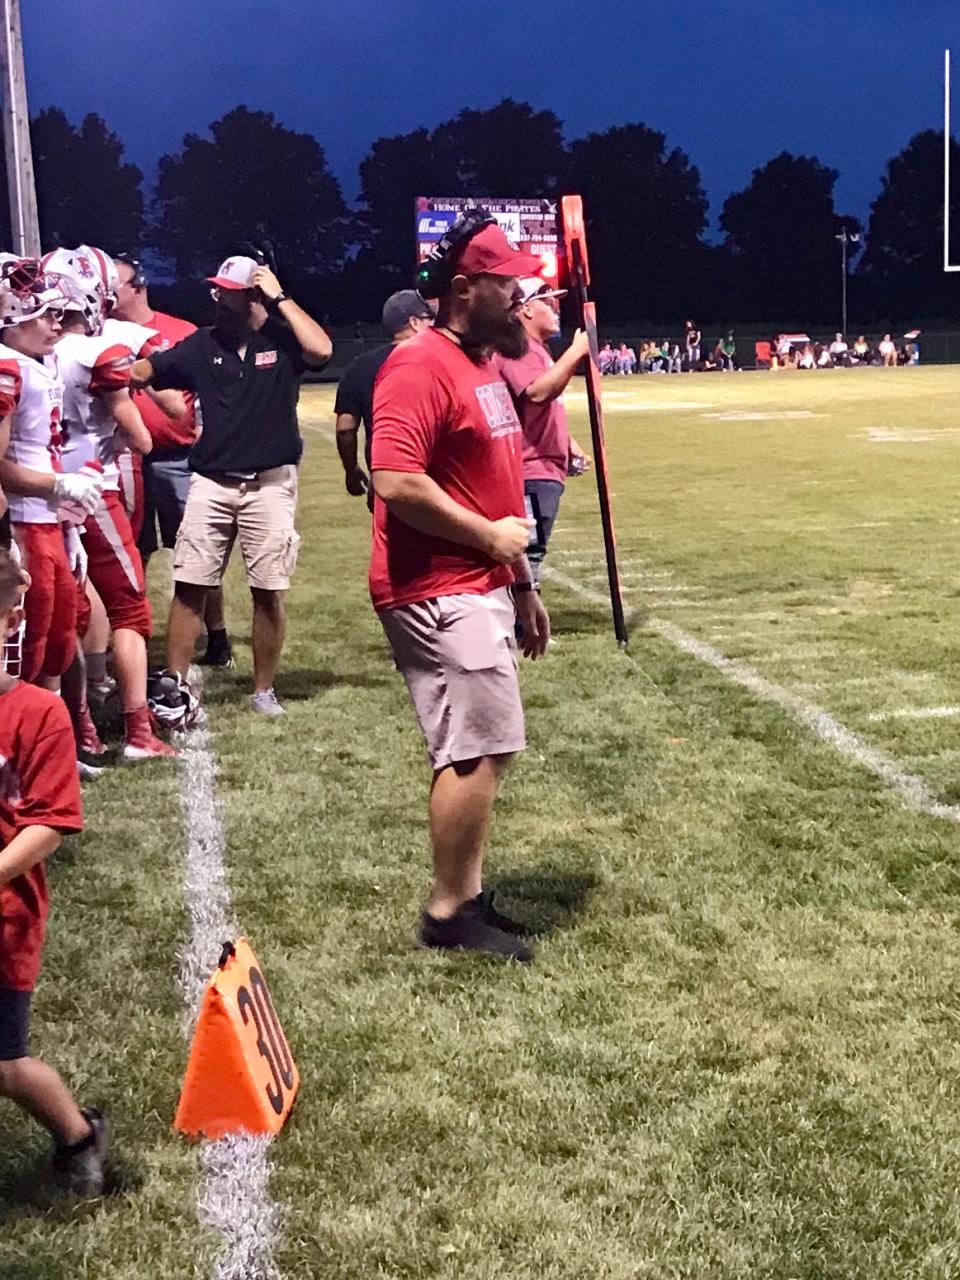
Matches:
[414,208,496,298]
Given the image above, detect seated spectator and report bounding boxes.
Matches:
[798,343,816,370]
[828,332,848,365]
[816,343,832,368]
[598,341,615,375]
[718,331,736,371]
[615,342,636,375]
[878,333,897,367]
[852,335,870,364]
[640,341,663,374]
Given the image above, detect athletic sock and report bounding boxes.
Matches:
[123,704,152,743]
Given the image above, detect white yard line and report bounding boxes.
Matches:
[866,706,960,722]
[542,566,960,825]
[177,669,282,1280]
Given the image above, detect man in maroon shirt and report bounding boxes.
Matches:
[492,277,591,590]
[371,218,551,961]
[112,255,231,667]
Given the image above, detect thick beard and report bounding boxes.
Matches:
[459,311,528,363]
[215,306,249,340]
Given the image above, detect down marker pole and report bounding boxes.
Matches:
[560,195,629,647]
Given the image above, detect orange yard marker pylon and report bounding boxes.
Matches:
[175,938,300,1140]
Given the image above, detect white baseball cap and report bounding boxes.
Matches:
[518,276,567,305]
[207,255,259,290]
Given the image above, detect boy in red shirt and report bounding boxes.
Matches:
[0,551,107,1193]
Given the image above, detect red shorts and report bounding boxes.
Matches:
[84,491,152,637]
[117,451,144,542]
[14,522,77,680]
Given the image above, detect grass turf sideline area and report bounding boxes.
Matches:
[5,365,960,1277]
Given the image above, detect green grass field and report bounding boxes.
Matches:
[6,365,960,1278]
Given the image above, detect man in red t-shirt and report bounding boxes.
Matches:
[371,216,551,962]
[492,277,591,590]
[112,255,231,667]
[0,551,107,1193]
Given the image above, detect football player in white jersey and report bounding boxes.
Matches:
[45,247,176,761]
[0,259,103,689]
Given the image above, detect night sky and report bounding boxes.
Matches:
[20,0,959,234]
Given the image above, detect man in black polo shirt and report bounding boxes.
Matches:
[334,290,434,504]
[131,255,331,715]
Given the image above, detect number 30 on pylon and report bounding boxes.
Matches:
[175,937,300,1140]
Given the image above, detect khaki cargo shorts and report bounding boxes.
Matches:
[379,586,526,771]
[173,465,301,591]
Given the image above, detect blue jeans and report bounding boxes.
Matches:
[524,479,565,584]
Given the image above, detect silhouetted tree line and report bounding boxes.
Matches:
[0,102,957,326]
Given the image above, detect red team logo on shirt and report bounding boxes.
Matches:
[474,382,520,438]
[48,403,64,468]
[255,350,278,368]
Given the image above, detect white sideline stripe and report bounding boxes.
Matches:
[542,567,960,825]
[177,668,282,1280]
[867,705,960,722]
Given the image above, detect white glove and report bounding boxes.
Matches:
[53,471,103,516]
[63,524,88,583]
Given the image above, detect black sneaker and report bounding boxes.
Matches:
[198,631,235,669]
[53,1107,108,1196]
[418,899,534,961]
[472,890,529,936]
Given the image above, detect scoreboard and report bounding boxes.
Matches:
[415,196,562,286]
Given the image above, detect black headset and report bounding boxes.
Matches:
[114,252,147,289]
[240,239,278,274]
[415,208,496,299]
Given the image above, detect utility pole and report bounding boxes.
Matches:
[0,0,38,257]
[835,228,859,339]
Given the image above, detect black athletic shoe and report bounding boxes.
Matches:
[198,631,235,669]
[472,890,529,936]
[53,1107,108,1196]
[418,899,534,961]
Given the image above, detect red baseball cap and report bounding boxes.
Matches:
[454,223,543,279]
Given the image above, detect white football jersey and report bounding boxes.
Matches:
[0,340,65,524]
[102,317,159,359]
[58,330,140,490]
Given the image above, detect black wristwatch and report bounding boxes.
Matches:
[511,581,540,595]
[265,291,289,312]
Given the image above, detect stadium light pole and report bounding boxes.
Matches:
[835,228,859,339]
[0,0,39,257]
[946,51,960,273]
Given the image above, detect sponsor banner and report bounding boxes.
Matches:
[416,209,459,241]
[415,196,560,279]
